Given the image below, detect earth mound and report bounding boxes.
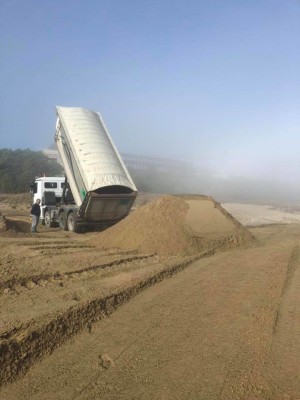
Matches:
[0,212,7,232]
[0,212,31,233]
[89,195,255,256]
[5,217,31,233]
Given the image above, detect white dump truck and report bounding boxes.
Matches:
[35,106,138,232]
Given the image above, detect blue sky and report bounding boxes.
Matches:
[0,0,299,182]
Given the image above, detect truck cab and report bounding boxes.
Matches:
[30,177,65,225]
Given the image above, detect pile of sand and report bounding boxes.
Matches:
[90,195,255,256]
[0,212,31,233]
[0,212,8,232]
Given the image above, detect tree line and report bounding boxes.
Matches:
[0,149,63,193]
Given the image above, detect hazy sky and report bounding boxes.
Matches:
[1,0,299,182]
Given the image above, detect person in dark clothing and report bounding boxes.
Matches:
[30,198,41,232]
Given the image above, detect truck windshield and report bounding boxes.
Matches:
[45,182,58,189]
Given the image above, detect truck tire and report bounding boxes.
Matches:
[44,211,54,228]
[59,212,68,231]
[67,212,80,233]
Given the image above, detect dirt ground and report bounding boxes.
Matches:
[1,194,300,399]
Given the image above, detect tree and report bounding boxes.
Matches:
[0,149,63,193]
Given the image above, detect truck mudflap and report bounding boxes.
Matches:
[78,192,137,223]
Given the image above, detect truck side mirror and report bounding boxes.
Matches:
[30,182,38,194]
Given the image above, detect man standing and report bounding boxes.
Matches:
[30,198,41,233]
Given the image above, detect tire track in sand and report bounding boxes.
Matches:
[218,245,298,400]
[265,245,300,397]
[272,245,299,334]
[0,250,214,386]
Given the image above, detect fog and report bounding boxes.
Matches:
[130,161,300,205]
[45,140,300,204]
[197,175,300,205]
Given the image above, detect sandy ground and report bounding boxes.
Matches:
[1,195,300,399]
[222,202,300,226]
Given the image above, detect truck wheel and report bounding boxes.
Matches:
[45,211,51,228]
[67,212,80,233]
[45,211,55,228]
[59,212,68,231]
